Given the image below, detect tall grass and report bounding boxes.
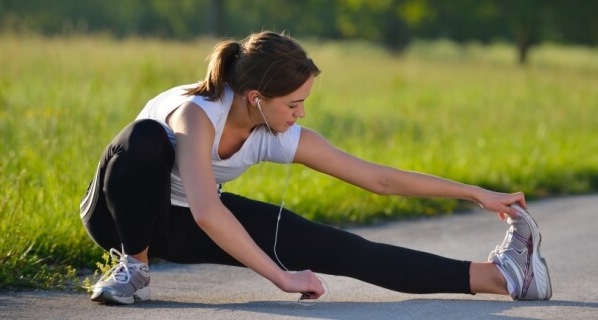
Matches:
[1,34,597,289]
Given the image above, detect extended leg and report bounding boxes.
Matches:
[219,193,473,294]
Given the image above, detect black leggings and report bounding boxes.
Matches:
[80,119,472,294]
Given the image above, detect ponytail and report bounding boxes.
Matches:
[185,40,241,101]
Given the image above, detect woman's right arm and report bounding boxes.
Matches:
[167,102,324,299]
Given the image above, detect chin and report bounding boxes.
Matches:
[273,126,289,134]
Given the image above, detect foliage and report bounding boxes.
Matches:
[81,251,119,293]
[1,0,597,52]
[0,35,597,289]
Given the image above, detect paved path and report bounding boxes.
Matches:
[2,194,597,319]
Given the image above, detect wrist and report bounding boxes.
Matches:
[263,264,287,288]
[467,185,485,204]
[271,269,291,291]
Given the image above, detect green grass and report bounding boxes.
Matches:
[1,34,597,289]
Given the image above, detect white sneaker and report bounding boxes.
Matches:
[489,204,552,300]
[91,248,151,304]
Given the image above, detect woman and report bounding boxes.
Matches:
[80,31,551,305]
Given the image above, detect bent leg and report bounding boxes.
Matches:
[80,119,174,255]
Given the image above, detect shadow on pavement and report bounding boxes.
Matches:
[115,298,598,320]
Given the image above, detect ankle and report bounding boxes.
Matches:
[470,262,509,295]
[127,247,149,264]
[131,254,149,265]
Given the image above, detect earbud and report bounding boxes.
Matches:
[254,96,277,140]
[254,97,260,104]
[254,97,262,110]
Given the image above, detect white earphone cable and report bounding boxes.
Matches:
[255,99,328,305]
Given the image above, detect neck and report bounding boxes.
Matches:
[228,95,262,133]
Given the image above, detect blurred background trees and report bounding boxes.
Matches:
[1,0,596,64]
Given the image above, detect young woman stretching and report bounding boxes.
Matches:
[80,31,552,305]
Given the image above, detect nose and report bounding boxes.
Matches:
[294,105,305,119]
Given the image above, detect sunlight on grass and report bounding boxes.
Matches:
[1,34,597,288]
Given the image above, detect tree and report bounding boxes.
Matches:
[1,0,596,64]
[498,0,545,64]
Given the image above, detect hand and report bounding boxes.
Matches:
[277,269,325,300]
[474,189,527,220]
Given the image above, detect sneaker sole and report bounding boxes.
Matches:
[91,286,151,305]
[512,204,553,300]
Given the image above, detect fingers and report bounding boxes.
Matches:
[511,191,527,208]
[497,191,528,220]
[488,191,524,220]
[517,196,528,209]
[300,291,322,300]
[305,271,325,299]
[508,192,528,216]
[498,207,517,220]
[284,269,325,299]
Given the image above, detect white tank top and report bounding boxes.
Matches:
[136,84,301,207]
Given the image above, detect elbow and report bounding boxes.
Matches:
[193,212,210,228]
[371,173,403,196]
[371,177,392,195]
[373,185,392,196]
[362,166,394,195]
[191,203,221,228]
[370,167,409,196]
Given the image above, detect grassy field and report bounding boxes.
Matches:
[1,34,597,289]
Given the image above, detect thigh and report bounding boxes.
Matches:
[152,193,308,265]
[221,192,364,273]
[152,193,283,265]
[148,204,239,265]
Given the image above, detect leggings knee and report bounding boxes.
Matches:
[126,119,174,167]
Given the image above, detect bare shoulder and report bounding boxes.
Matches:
[298,127,329,146]
[294,127,351,169]
[167,101,214,135]
[295,128,335,160]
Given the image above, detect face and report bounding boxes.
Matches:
[255,76,315,133]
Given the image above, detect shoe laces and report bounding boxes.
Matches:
[491,226,515,258]
[100,248,134,284]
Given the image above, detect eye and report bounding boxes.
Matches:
[288,105,298,109]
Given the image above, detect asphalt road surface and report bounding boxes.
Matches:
[2,194,597,320]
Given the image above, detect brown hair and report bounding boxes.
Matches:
[186,31,320,101]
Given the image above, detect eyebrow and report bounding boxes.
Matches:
[290,99,305,103]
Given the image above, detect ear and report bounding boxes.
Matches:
[247,90,262,106]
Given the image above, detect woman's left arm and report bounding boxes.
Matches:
[293,128,526,217]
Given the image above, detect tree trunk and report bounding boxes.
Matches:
[209,0,224,37]
[516,30,530,65]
